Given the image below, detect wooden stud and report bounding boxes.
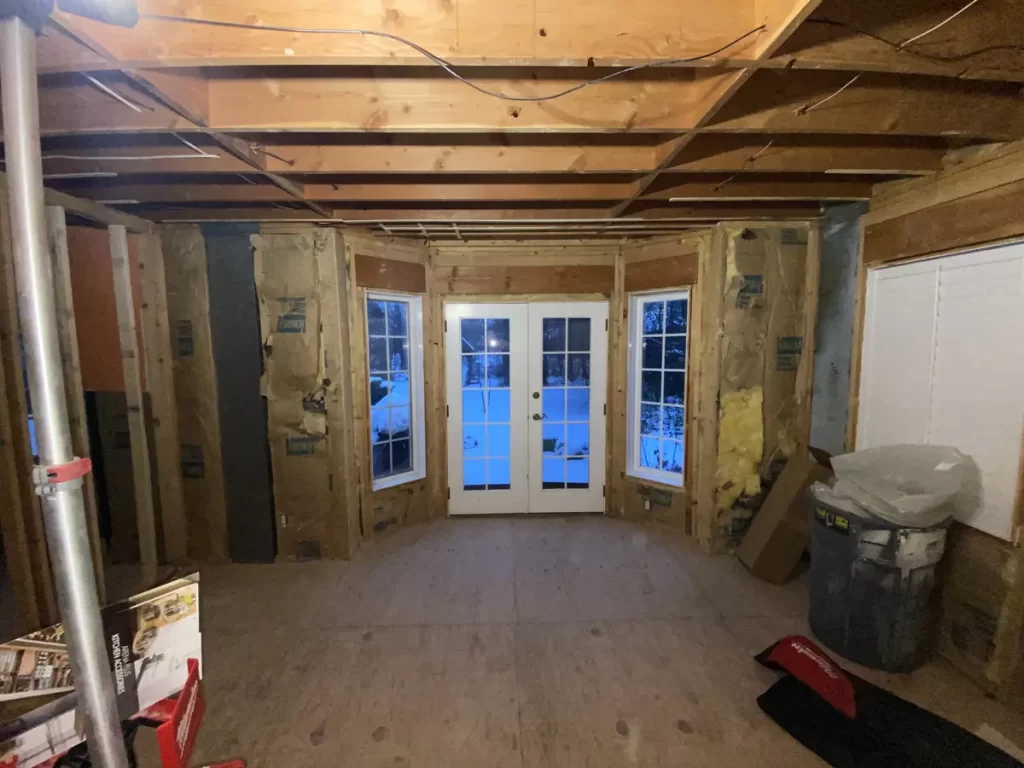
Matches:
[109,224,158,584]
[344,240,372,540]
[607,244,627,517]
[794,220,820,454]
[138,233,188,563]
[693,226,727,550]
[316,228,359,558]
[46,206,106,600]
[0,189,57,630]
[845,220,868,454]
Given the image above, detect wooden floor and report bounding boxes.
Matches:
[183,516,1024,768]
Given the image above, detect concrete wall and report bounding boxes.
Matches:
[810,203,866,455]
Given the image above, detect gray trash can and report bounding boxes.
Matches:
[807,483,950,672]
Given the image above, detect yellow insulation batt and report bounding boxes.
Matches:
[715,386,764,509]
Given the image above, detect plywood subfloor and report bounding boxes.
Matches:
[184,516,1024,768]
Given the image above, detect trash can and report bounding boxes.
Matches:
[807,482,951,672]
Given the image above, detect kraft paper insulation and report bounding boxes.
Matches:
[162,226,228,561]
[253,231,335,557]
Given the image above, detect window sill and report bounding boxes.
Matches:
[626,467,684,489]
[372,469,426,493]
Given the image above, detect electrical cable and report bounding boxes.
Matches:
[139,13,766,102]
[793,74,861,115]
[899,0,981,49]
[82,73,148,112]
[807,6,1024,64]
[41,133,220,162]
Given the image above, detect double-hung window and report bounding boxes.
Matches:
[626,290,689,487]
[366,292,426,490]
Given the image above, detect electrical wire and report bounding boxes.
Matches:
[899,0,981,49]
[793,74,861,115]
[807,5,1024,64]
[139,13,766,102]
[82,74,145,112]
[41,133,220,162]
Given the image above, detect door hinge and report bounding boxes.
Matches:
[444,320,448,332]
[605,319,608,331]
[446,404,450,418]
[603,403,607,416]
[447,487,451,500]
[602,485,606,498]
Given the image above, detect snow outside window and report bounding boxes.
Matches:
[626,290,689,487]
[367,292,426,491]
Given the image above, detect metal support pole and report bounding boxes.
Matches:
[0,15,130,768]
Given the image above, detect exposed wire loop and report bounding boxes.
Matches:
[139,13,766,103]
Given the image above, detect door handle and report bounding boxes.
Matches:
[532,413,546,421]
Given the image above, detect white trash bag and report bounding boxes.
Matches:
[828,444,968,528]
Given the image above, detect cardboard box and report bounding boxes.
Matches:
[736,447,833,584]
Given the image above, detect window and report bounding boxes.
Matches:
[626,290,689,487]
[460,317,512,490]
[367,292,425,490]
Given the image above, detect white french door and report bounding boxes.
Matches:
[445,301,608,515]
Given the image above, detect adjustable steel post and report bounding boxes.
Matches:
[0,13,130,768]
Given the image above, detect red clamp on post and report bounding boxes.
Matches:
[33,457,92,496]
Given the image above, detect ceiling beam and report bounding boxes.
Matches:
[610,0,825,215]
[45,1,764,70]
[664,134,948,175]
[38,140,661,176]
[62,181,637,203]
[127,201,822,222]
[641,175,874,201]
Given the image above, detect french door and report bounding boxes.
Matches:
[445,302,608,515]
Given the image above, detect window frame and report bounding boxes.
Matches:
[625,289,690,488]
[366,290,426,491]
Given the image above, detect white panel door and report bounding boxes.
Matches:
[445,301,608,515]
[445,304,529,515]
[527,302,608,514]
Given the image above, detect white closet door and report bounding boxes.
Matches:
[859,262,938,448]
[857,242,1024,541]
[927,250,1024,539]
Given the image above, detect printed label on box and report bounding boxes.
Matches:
[776,335,804,371]
[781,228,808,246]
[286,436,321,456]
[180,444,205,479]
[176,320,194,358]
[276,297,307,333]
[736,274,764,308]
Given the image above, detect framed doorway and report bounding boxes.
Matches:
[444,301,608,515]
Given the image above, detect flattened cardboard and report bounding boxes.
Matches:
[736,446,833,584]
